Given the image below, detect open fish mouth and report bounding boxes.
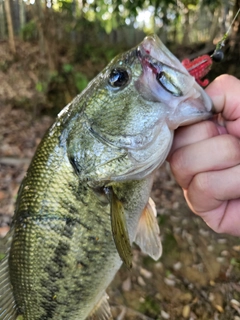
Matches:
[136,35,213,130]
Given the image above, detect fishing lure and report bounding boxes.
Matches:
[182,8,240,87]
[182,55,212,86]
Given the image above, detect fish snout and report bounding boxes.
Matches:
[137,34,213,130]
[166,82,213,130]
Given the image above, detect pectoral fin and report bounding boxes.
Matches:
[134,197,162,260]
[0,230,18,320]
[107,187,132,269]
[87,292,113,320]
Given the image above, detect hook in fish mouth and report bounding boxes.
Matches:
[135,35,213,130]
[137,38,198,99]
[137,45,183,76]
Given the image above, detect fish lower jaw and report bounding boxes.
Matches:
[166,111,212,130]
[116,159,164,181]
[114,128,173,181]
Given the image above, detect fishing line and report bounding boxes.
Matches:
[182,8,240,85]
[211,7,240,62]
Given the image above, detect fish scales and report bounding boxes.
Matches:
[9,113,140,319]
[0,35,212,320]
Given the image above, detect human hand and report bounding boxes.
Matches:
[168,75,240,236]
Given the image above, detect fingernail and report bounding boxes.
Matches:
[217,113,226,127]
[212,114,227,135]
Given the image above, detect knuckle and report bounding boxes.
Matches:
[221,135,240,163]
[216,74,236,84]
[191,172,211,196]
[201,121,219,138]
[169,148,187,181]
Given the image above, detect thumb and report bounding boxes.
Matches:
[206,75,240,137]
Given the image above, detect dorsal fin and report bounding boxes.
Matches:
[86,292,113,320]
[0,229,18,320]
[134,197,162,260]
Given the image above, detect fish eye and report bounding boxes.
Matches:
[156,71,183,97]
[108,68,130,88]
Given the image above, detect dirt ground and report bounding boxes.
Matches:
[1,40,240,320]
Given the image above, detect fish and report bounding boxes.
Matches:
[0,34,212,320]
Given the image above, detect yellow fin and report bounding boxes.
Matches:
[0,230,18,320]
[108,187,132,269]
[87,292,113,320]
[134,197,162,260]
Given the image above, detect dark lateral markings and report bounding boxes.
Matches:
[15,211,92,233]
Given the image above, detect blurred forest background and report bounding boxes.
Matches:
[0,0,240,114]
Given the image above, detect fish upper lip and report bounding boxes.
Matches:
[137,35,189,73]
[137,46,180,77]
[137,45,163,76]
[137,35,213,112]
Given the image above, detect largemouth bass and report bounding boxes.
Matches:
[0,35,212,320]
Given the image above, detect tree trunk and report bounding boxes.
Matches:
[233,0,240,34]
[19,0,26,34]
[32,0,45,57]
[0,0,6,39]
[228,0,240,54]
[208,6,221,44]
[182,9,190,46]
[30,0,57,71]
[4,0,16,53]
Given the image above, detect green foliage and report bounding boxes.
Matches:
[165,269,172,277]
[62,63,88,92]
[0,253,5,261]
[36,82,44,93]
[2,0,238,45]
[161,229,179,261]
[138,295,160,317]
[58,0,73,13]
[62,63,73,73]
[0,61,10,72]
[76,42,119,64]
[230,258,240,268]
[163,232,177,253]
[2,0,238,113]
[201,0,221,8]
[21,20,38,41]
[85,0,122,33]
[74,72,88,92]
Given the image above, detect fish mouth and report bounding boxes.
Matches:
[136,35,213,130]
[137,35,191,73]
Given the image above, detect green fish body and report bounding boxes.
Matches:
[0,35,212,320]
